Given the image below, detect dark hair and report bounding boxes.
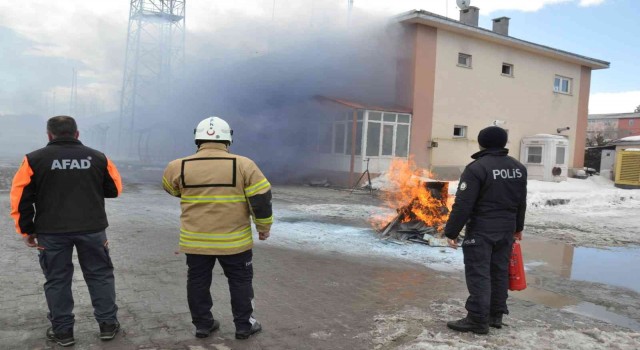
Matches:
[47,116,78,138]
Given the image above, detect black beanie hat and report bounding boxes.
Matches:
[478,126,508,149]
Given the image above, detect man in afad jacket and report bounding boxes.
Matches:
[444,126,527,334]
[162,116,273,340]
[10,116,123,347]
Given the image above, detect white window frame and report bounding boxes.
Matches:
[361,111,412,158]
[554,75,572,94]
[457,53,472,68]
[501,63,514,77]
[325,112,364,156]
[526,146,544,164]
[453,125,467,138]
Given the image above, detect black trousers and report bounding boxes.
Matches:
[462,232,514,323]
[186,250,254,332]
[36,230,118,333]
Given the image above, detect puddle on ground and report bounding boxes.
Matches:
[521,237,640,293]
[511,237,640,331]
[512,287,640,331]
[567,302,640,331]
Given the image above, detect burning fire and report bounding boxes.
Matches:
[371,158,453,233]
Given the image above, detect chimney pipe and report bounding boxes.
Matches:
[459,6,479,27]
[492,16,510,36]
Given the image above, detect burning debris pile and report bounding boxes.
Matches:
[371,159,453,247]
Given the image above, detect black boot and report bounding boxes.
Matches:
[235,320,262,340]
[99,321,121,340]
[46,327,75,347]
[446,317,489,335]
[195,319,220,338]
[489,314,503,329]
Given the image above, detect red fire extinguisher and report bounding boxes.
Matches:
[509,241,527,291]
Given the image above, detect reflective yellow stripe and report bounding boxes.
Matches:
[244,179,268,192]
[180,227,251,242]
[181,198,246,203]
[180,227,251,236]
[254,216,274,224]
[162,177,179,195]
[244,179,271,197]
[179,235,253,249]
[181,194,246,203]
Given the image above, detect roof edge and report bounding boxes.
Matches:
[397,10,610,70]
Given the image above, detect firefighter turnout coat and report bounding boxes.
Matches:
[10,138,122,236]
[162,143,273,255]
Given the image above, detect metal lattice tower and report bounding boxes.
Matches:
[348,0,354,23]
[118,0,186,158]
[69,68,78,117]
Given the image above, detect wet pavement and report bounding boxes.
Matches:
[516,237,640,331]
[0,183,639,349]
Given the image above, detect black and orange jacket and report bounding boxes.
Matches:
[10,137,122,236]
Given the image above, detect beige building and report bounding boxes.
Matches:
[313,8,609,184]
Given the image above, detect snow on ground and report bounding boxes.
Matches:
[619,135,640,142]
[525,176,640,246]
[366,300,640,350]
[266,213,464,272]
[369,172,640,247]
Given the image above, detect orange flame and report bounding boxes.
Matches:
[371,157,452,233]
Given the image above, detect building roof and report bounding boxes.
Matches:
[588,112,640,120]
[397,10,610,70]
[315,96,412,114]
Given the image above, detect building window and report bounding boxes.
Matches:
[453,125,467,138]
[556,147,566,165]
[365,112,411,157]
[630,119,635,126]
[554,75,572,94]
[502,63,513,77]
[527,146,543,164]
[458,53,472,68]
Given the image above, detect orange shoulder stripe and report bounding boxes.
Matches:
[106,158,123,195]
[10,156,34,236]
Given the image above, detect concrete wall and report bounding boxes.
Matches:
[407,25,438,170]
[409,28,586,178]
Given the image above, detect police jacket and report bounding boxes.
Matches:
[162,142,274,256]
[10,138,122,236]
[444,148,527,240]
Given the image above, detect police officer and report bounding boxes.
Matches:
[444,126,527,334]
[10,116,122,347]
[162,116,272,340]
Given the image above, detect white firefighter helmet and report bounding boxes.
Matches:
[194,116,233,144]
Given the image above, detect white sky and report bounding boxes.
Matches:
[0,0,632,114]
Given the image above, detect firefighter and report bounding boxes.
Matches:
[162,116,273,340]
[10,116,122,347]
[444,126,527,334]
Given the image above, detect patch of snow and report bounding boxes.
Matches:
[368,302,640,350]
[294,204,393,219]
[265,215,464,272]
[624,148,640,151]
[619,135,640,142]
[525,177,640,246]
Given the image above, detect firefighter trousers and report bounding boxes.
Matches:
[461,232,514,323]
[186,250,254,332]
[36,230,118,334]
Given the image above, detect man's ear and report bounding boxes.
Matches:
[74,131,80,139]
